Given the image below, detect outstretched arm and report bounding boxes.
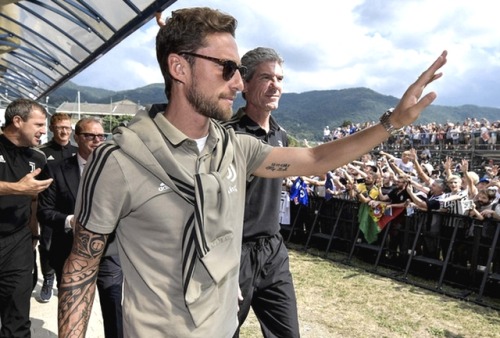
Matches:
[411,148,431,185]
[58,222,108,338]
[254,51,448,178]
[461,159,477,199]
[406,184,428,210]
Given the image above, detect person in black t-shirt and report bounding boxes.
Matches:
[0,98,52,337]
[223,47,299,338]
[379,176,411,256]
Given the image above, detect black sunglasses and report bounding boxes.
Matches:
[78,133,106,141]
[179,52,248,81]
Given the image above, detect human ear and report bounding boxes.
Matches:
[168,53,187,83]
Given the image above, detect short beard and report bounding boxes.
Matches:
[186,80,233,121]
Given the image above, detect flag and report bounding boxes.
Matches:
[289,177,309,206]
[279,191,291,225]
[378,206,404,229]
[358,203,404,244]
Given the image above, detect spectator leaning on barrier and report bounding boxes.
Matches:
[468,189,500,272]
[352,172,379,204]
[378,176,411,256]
[379,171,396,196]
[406,178,447,258]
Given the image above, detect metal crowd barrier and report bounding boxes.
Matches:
[280,196,500,307]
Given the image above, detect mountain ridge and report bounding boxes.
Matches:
[50,82,500,141]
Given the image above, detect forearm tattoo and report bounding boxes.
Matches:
[265,162,290,173]
[58,227,108,338]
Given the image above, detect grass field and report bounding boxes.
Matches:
[240,249,500,338]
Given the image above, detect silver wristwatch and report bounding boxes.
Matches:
[379,108,403,135]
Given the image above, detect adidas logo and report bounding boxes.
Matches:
[47,155,55,160]
[158,182,170,192]
[0,155,5,163]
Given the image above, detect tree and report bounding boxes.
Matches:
[101,115,133,133]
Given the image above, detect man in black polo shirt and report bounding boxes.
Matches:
[0,98,53,337]
[37,112,78,302]
[224,47,299,338]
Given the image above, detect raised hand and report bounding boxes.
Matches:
[391,51,448,128]
[461,159,469,173]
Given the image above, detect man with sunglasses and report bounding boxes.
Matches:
[58,7,447,337]
[38,117,123,338]
[223,47,299,337]
[36,113,78,303]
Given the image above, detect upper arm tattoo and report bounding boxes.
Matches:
[265,162,291,173]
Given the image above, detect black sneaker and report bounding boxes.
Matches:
[39,274,54,303]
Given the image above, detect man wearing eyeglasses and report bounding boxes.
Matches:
[36,113,78,303]
[38,113,78,162]
[223,47,299,338]
[38,117,123,338]
[58,7,447,338]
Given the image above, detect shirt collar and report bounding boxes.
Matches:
[148,104,220,153]
[234,107,282,134]
[77,153,86,167]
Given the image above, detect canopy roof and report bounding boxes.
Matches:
[0,0,176,102]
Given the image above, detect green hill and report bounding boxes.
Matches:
[49,82,500,141]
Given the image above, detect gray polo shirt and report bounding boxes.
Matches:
[74,105,272,337]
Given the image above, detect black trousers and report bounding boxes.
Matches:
[39,224,55,277]
[38,245,54,277]
[97,255,124,338]
[234,233,300,338]
[0,227,33,338]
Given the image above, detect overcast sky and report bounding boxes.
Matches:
[72,0,500,108]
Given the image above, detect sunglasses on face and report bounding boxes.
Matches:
[179,52,248,81]
[77,133,106,141]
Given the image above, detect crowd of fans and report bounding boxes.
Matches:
[285,133,500,274]
[323,117,500,150]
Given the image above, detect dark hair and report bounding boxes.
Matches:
[477,189,497,202]
[4,98,47,127]
[156,7,237,100]
[433,179,446,190]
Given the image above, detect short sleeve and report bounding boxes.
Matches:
[234,133,273,181]
[75,145,129,234]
